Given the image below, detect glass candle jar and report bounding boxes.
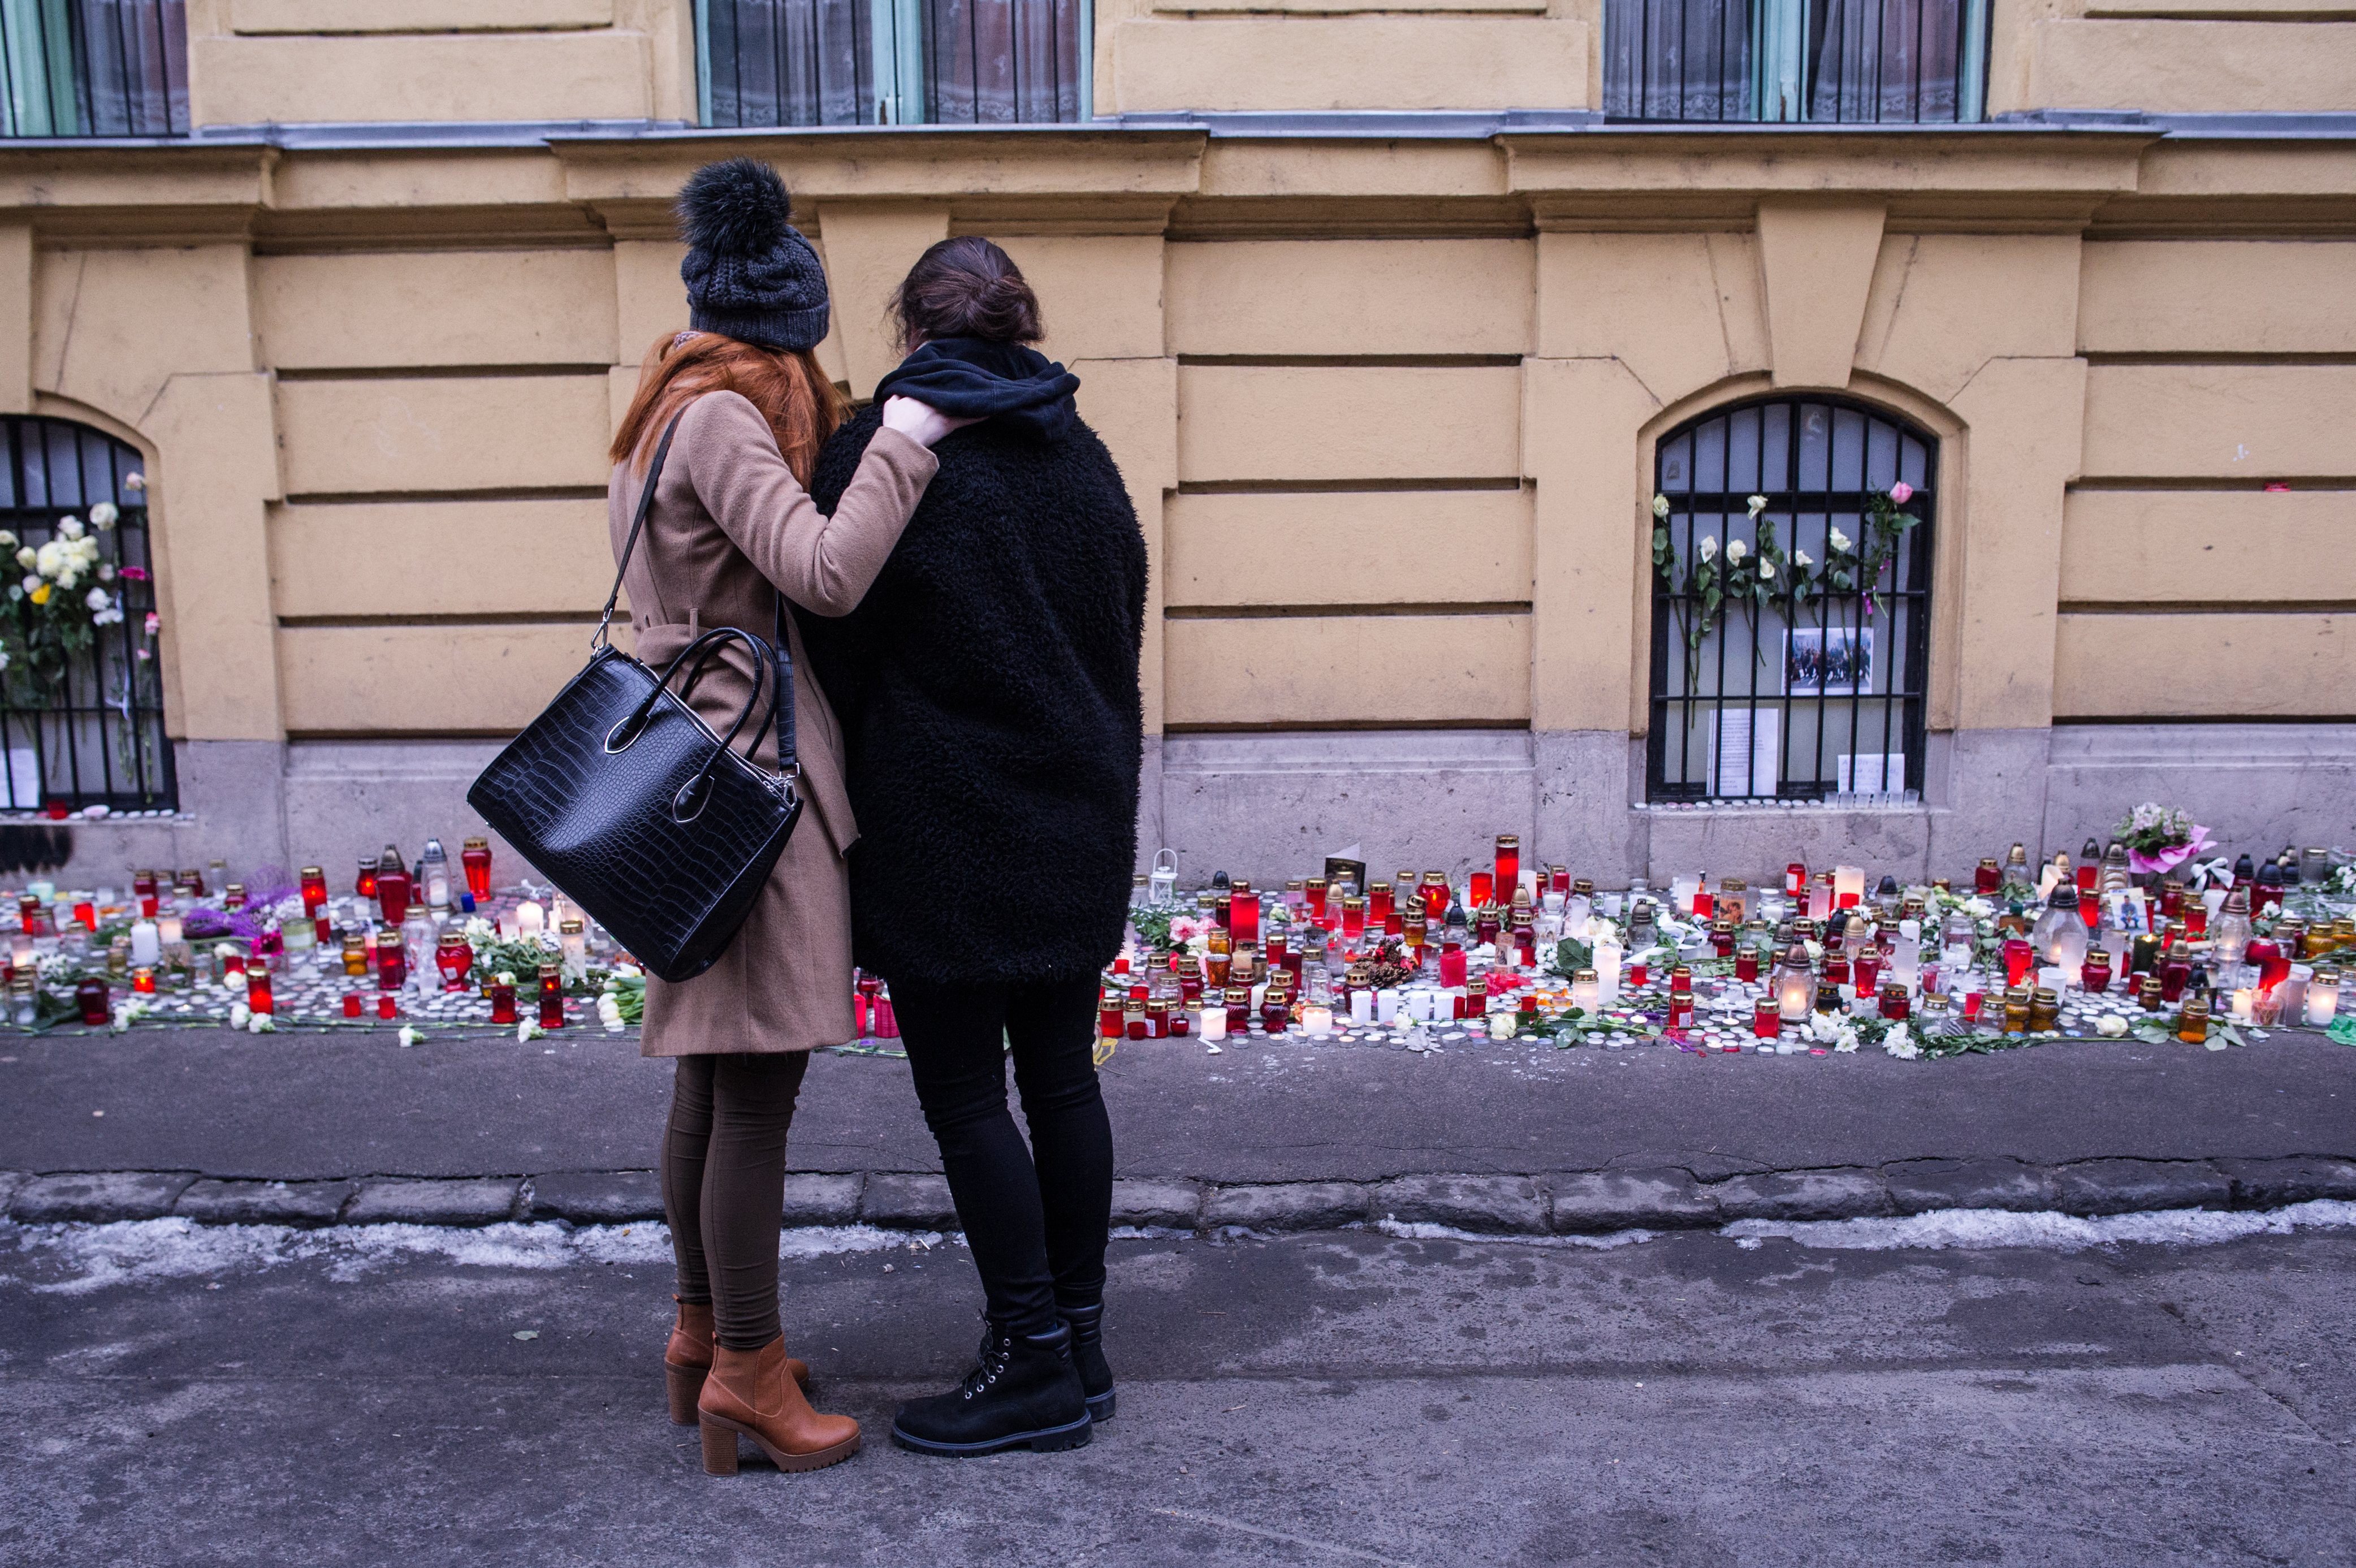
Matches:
[1710,919,1736,958]
[1340,896,1366,942]
[1494,835,1519,898]
[1097,987,1124,1040]
[488,981,517,1026]
[436,933,473,993]
[1229,879,1258,947]
[2028,987,2060,1032]
[247,966,274,1017]
[1145,997,1171,1039]
[1469,871,1493,910]
[462,837,494,902]
[375,869,412,927]
[2177,998,2211,1044]
[1879,982,1910,1022]
[74,976,108,1026]
[1570,967,1600,1014]
[377,943,405,992]
[1225,986,1251,1034]
[378,994,399,1020]
[2138,975,2165,1012]
[2081,951,2112,994]
[1734,944,1760,984]
[343,932,369,978]
[2001,989,2031,1034]
[1753,997,1781,1039]
[2159,944,2193,1003]
[537,964,565,1029]
[1975,858,2003,895]
[2308,969,2342,1026]
[131,965,155,995]
[342,990,364,1019]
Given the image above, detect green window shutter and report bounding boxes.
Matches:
[2,0,81,137]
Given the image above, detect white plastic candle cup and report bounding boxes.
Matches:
[129,921,161,967]
[1594,941,1624,1005]
[1407,988,1436,1022]
[2231,988,2256,1023]
[2307,986,2340,1026]
[1600,893,1624,920]
[1350,990,1373,1025]
[1670,875,1700,916]
[1199,1008,1227,1042]
[516,901,545,937]
[1303,1004,1333,1037]
[1374,987,1400,1024]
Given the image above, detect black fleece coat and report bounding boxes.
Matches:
[799,395,1147,988]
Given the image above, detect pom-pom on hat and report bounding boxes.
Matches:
[676,158,830,353]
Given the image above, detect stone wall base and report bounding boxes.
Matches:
[6,723,2349,893]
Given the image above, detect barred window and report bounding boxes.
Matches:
[1603,0,1990,124]
[0,1,187,138]
[698,0,1089,128]
[0,418,172,813]
[1647,397,1933,806]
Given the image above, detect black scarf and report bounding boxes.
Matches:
[870,337,1081,442]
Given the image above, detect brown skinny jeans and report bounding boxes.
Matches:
[660,1051,810,1351]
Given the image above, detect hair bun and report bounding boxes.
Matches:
[893,237,1044,348]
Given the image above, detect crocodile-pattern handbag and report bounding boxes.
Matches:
[466,414,803,983]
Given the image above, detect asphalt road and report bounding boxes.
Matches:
[5,1027,2354,1184]
[2,1218,2349,1566]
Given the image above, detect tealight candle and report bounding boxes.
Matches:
[2307,975,2340,1026]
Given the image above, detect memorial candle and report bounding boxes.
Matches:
[1229,879,1259,946]
[300,866,328,918]
[538,963,565,1029]
[462,838,493,902]
[1494,835,1519,899]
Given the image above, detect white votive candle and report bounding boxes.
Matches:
[1199,1007,1226,1042]
[1302,1004,1333,1037]
[1350,989,1373,1025]
[515,900,545,938]
[1374,987,1400,1024]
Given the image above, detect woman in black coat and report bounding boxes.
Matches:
[801,237,1147,1458]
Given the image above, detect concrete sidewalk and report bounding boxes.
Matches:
[3,1027,2353,1233]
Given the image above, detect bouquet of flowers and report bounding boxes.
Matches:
[2116,802,2214,876]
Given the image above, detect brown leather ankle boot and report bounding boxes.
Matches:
[698,1338,861,1474]
[664,1298,808,1424]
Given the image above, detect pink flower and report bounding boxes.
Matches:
[1888,482,1914,504]
[143,611,159,636]
[120,566,148,582]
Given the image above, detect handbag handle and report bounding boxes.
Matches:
[596,405,797,780]
[607,625,775,761]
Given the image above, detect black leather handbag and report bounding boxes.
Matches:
[466,414,803,983]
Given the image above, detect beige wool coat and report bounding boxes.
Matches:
[607,390,937,1055]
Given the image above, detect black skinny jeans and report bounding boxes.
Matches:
[661,1051,810,1351]
[889,975,1114,1335]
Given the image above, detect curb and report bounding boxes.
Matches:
[7,1156,2355,1235]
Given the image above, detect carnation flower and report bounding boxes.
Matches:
[398,1025,422,1047]
[57,518,81,541]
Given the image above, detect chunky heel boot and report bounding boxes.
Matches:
[696,1338,861,1475]
[890,1319,1092,1458]
[1060,1302,1116,1423]
[665,1297,807,1426]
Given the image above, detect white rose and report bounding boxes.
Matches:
[1699,535,1719,561]
[2095,1015,2128,1038]
[56,518,82,541]
[0,530,15,549]
[13,546,31,568]
[1758,559,1776,581]
[1829,528,1853,553]
[89,502,117,528]
[1726,539,1749,563]
[1652,494,1671,519]
[84,588,109,612]
[1747,494,1768,516]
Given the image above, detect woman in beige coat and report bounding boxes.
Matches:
[606,159,965,1476]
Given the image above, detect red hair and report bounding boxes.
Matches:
[609,330,849,483]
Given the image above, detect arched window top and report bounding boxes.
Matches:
[1648,395,1935,806]
[0,417,170,813]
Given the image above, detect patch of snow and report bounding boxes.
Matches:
[0,1217,949,1294]
[1721,1198,2356,1252]
[1376,1218,1654,1250]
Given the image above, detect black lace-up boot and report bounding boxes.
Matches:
[890,1318,1091,1457]
[1059,1302,1114,1422]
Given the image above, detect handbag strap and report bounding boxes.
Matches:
[600,408,798,780]
[596,411,686,652]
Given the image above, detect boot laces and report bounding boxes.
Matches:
[961,1327,1014,1401]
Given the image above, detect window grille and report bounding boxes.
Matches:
[1646,397,1933,806]
[0,418,172,813]
[1603,0,1988,124]
[697,0,1089,128]
[0,0,187,137]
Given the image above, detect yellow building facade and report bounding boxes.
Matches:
[0,0,2350,886]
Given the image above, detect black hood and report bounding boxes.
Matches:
[871,337,1081,441]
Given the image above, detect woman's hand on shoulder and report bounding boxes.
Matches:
[880,395,980,449]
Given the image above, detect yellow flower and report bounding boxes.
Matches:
[29,583,50,605]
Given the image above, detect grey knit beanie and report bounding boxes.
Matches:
[676,158,829,353]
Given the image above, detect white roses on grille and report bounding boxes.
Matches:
[89,502,118,529]
[1829,527,1853,553]
[1726,539,1749,563]
[1698,535,1718,561]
